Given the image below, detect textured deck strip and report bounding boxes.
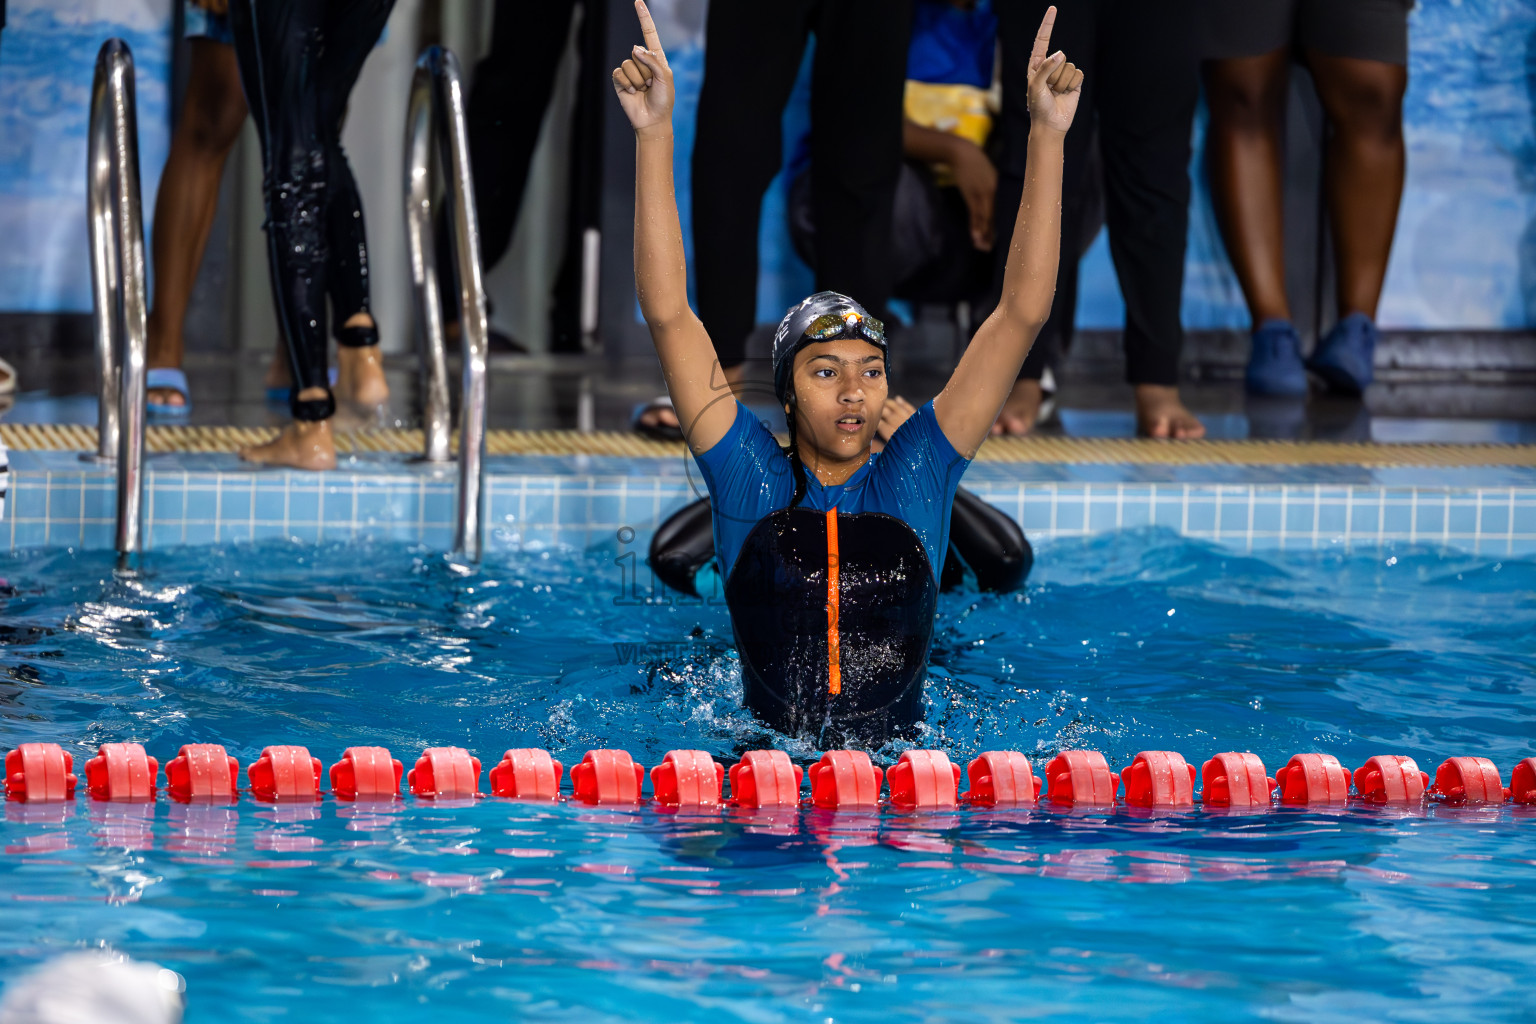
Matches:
[1,422,1534,467]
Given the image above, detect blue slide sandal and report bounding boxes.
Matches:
[146,367,191,417]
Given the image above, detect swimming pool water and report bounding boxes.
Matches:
[0,530,1532,1022]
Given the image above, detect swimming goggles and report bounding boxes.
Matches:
[802,310,886,345]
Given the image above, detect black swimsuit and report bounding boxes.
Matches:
[725,508,938,746]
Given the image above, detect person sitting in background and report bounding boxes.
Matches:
[987,0,1205,439]
[788,0,999,321]
[898,0,1001,291]
[1204,0,1409,398]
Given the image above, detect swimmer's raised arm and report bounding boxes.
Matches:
[932,7,1083,459]
[614,0,735,454]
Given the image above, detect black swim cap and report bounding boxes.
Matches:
[771,291,889,405]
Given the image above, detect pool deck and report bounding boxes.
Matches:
[3,424,1533,557]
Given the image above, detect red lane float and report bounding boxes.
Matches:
[1200,752,1273,808]
[166,744,240,803]
[570,749,644,805]
[1121,750,1197,808]
[407,746,482,799]
[650,750,725,807]
[965,751,1040,807]
[1353,755,1429,804]
[329,746,403,800]
[1510,758,1536,805]
[728,750,802,808]
[1274,753,1351,805]
[84,743,158,802]
[489,748,564,801]
[1044,750,1118,806]
[808,750,883,809]
[1430,756,1507,805]
[4,743,78,803]
[248,745,323,802]
[887,750,961,811]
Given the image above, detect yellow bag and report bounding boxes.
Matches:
[904,80,994,185]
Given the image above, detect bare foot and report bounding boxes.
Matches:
[875,395,918,446]
[637,401,680,433]
[335,344,389,407]
[1135,384,1206,439]
[239,405,337,470]
[990,378,1043,436]
[335,313,389,407]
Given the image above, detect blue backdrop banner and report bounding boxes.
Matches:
[0,0,172,314]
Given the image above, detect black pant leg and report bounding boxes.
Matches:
[692,0,816,370]
[230,0,332,417]
[1097,0,1199,386]
[318,0,395,337]
[808,0,915,318]
[990,0,1099,381]
[467,0,578,270]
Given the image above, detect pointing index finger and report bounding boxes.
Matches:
[635,0,664,54]
[1029,5,1057,72]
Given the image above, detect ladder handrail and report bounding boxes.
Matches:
[87,39,149,557]
[404,46,490,561]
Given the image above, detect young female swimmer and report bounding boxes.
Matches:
[614,0,1082,744]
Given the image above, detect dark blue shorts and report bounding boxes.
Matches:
[1204,0,1411,66]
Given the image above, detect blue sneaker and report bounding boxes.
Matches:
[1307,312,1377,396]
[1245,319,1308,396]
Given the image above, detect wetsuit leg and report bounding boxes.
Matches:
[692,0,817,372]
[808,0,915,322]
[229,0,334,421]
[317,0,395,342]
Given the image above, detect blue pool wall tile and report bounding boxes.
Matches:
[3,455,1534,558]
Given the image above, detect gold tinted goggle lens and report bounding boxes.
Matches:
[804,311,885,344]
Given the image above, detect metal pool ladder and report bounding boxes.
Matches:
[86,39,149,558]
[403,46,490,562]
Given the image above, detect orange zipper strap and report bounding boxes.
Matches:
[826,506,841,697]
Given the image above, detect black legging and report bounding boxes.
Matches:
[467,0,578,270]
[994,0,1200,387]
[650,489,1032,599]
[692,0,914,371]
[229,0,393,421]
[437,0,578,326]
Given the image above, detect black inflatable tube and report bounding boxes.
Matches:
[648,488,1032,597]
